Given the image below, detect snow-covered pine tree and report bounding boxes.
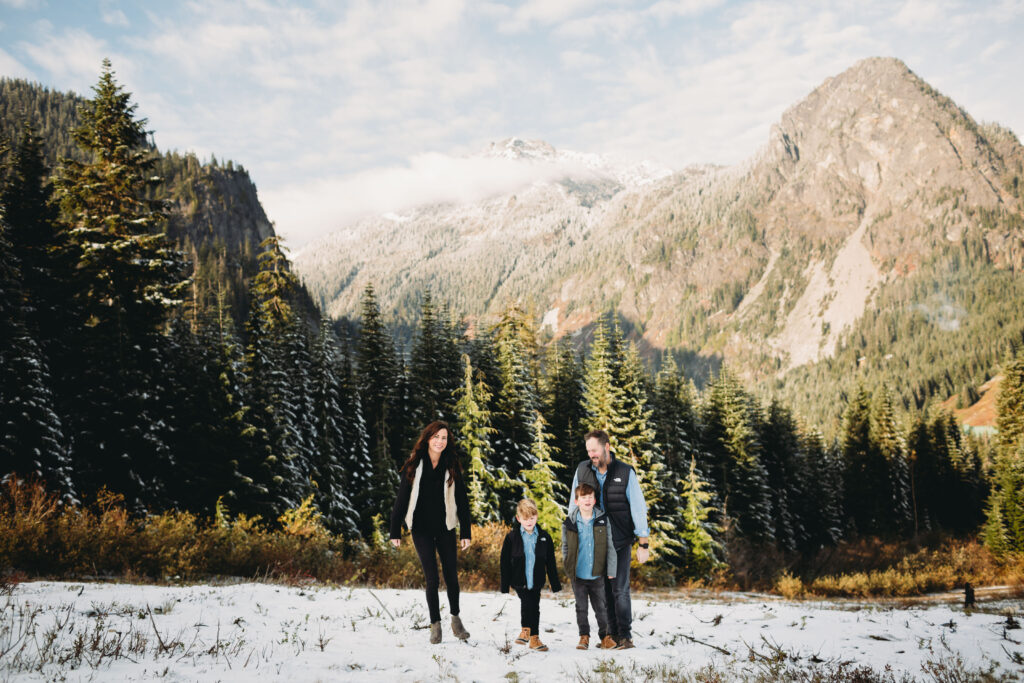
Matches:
[310,320,359,538]
[410,288,460,430]
[679,456,723,579]
[0,218,72,499]
[581,316,625,443]
[355,283,398,468]
[491,304,540,489]
[792,428,844,550]
[701,368,774,544]
[453,354,506,522]
[52,60,188,511]
[336,327,376,534]
[521,411,566,545]
[539,338,585,482]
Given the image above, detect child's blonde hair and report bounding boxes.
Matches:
[516,498,539,518]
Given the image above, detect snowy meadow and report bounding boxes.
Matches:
[2,581,1022,681]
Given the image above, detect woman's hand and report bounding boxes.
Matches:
[460,538,471,550]
[390,538,401,548]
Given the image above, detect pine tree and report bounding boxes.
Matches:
[841,384,887,536]
[759,400,802,552]
[335,327,375,520]
[0,219,72,498]
[984,353,1024,553]
[521,411,566,545]
[309,320,359,537]
[701,368,774,544]
[871,386,912,536]
[51,60,188,510]
[581,316,624,441]
[453,354,506,522]
[540,338,585,482]
[355,283,398,469]
[409,288,460,429]
[679,456,724,579]
[792,428,844,550]
[491,304,540,487]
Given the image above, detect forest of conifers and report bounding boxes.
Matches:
[2,63,1024,581]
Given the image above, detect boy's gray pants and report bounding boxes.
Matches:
[573,576,610,637]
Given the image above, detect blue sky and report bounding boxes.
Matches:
[1,0,1023,247]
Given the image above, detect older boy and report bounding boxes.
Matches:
[500,498,562,651]
[562,483,617,650]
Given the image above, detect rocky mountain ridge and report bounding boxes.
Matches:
[294,57,1024,427]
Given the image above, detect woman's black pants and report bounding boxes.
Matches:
[412,529,460,622]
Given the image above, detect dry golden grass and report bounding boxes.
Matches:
[4,478,1023,599]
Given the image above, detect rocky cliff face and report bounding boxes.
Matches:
[295,58,1024,390]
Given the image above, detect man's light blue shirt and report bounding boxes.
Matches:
[567,461,649,539]
[520,526,538,590]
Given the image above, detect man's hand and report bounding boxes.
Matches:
[637,537,650,564]
[390,538,401,548]
[460,538,471,550]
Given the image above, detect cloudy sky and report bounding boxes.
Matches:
[1,0,1023,246]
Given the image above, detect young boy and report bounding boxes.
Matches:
[561,483,617,650]
[500,498,562,651]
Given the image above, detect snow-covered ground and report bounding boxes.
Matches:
[2,581,1022,681]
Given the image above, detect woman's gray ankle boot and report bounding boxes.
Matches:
[430,621,442,644]
[451,614,470,640]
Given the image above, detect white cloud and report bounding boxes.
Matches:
[560,49,604,70]
[18,27,125,90]
[262,151,605,247]
[102,9,129,27]
[0,46,33,79]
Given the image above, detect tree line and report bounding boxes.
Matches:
[3,63,1023,582]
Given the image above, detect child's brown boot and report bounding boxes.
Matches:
[598,634,617,649]
[514,628,531,645]
[576,635,590,650]
[528,634,548,651]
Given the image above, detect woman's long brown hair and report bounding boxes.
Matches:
[401,420,461,487]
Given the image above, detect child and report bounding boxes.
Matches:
[561,482,617,650]
[500,498,562,651]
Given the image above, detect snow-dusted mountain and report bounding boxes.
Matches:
[294,57,1024,426]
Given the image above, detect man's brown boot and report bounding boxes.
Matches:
[576,635,590,650]
[528,634,548,651]
[514,627,531,645]
[598,635,617,649]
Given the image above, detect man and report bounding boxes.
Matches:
[567,428,650,650]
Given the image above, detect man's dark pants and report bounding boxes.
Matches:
[604,541,632,639]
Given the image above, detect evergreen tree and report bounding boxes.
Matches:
[409,288,460,429]
[335,327,374,506]
[701,368,774,544]
[51,60,188,509]
[491,304,540,486]
[581,316,625,441]
[984,353,1024,553]
[521,411,566,544]
[540,338,585,482]
[759,400,802,552]
[870,386,913,536]
[679,456,724,579]
[453,354,506,522]
[310,320,359,537]
[355,283,398,467]
[792,428,844,551]
[841,384,888,536]
[0,219,72,498]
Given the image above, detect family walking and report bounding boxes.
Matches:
[389,423,649,651]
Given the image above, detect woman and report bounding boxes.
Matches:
[389,421,472,644]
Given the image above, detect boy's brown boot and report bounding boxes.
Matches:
[576,635,590,650]
[528,634,548,651]
[598,635,617,649]
[514,628,531,645]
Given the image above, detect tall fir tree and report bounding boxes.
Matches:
[983,353,1024,553]
[51,60,188,510]
[758,400,802,552]
[491,304,540,488]
[453,354,506,522]
[540,338,586,483]
[309,320,360,537]
[521,411,566,545]
[679,456,724,579]
[870,385,913,536]
[841,384,888,536]
[409,287,461,430]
